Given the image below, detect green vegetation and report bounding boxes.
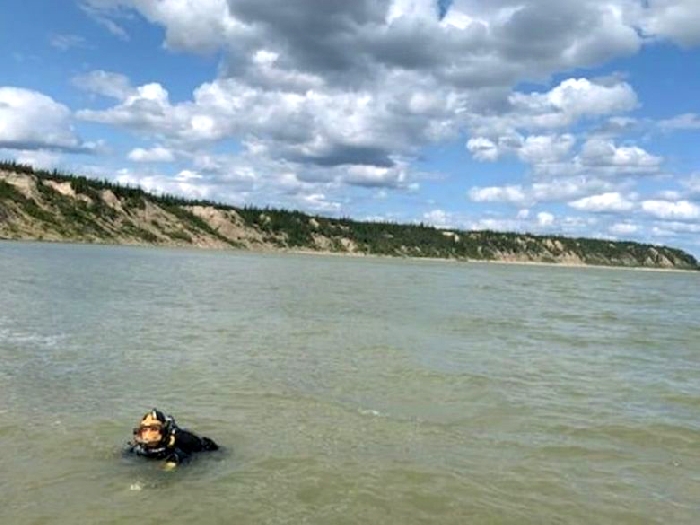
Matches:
[0,160,698,270]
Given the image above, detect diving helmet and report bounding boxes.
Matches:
[133,408,173,447]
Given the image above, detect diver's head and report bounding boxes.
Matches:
[133,408,171,448]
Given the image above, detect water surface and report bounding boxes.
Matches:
[1,242,698,524]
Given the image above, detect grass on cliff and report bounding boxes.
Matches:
[1,160,698,269]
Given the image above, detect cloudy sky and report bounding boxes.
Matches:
[2,1,700,256]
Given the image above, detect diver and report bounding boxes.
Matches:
[126,408,219,469]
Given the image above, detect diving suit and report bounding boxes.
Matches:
[127,408,219,467]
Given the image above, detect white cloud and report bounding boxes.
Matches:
[50,34,88,51]
[609,222,639,236]
[77,82,188,136]
[73,70,134,100]
[537,211,555,227]
[590,116,640,138]
[509,78,637,123]
[78,73,462,167]
[641,200,700,220]
[344,165,409,188]
[70,2,670,207]
[467,133,576,165]
[298,193,341,213]
[531,178,619,202]
[650,221,700,234]
[114,169,213,200]
[0,87,81,151]
[128,146,175,163]
[134,0,238,53]
[516,134,576,164]
[534,139,663,178]
[640,0,700,47]
[80,0,641,87]
[579,139,662,171]
[469,185,527,203]
[469,78,638,138]
[79,2,131,40]
[468,177,622,206]
[81,0,238,51]
[10,149,62,170]
[64,0,700,254]
[174,169,202,182]
[569,192,635,212]
[684,174,700,196]
[423,209,453,228]
[659,113,700,131]
[466,137,499,161]
[469,218,523,232]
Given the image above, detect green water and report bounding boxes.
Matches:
[1,242,698,524]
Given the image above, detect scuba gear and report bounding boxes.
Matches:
[126,408,219,467]
[132,409,174,449]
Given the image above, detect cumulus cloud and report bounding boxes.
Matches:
[640,0,700,47]
[298,193,342,213]
[469,185,527,203]
[76,0,699,96]
[128,146,176,163]
[468,133,576,165]
[579,139,662,172]
[468,217,523,232]
[537,211,555,227]
[516,134,577,165]
[69,0,700,251]
[9,149,62,170]
[609,222,639,236]
[683,174,700,197]
[77,0,644,87]
[423,209,454,228]
[115,169,213,200]
[508,78,638,124]
[77,0,644,129]
[466,137,499,161]
[641,200,700,220]
[468,78,638,139]
[0,87,82,151]
[659,113,700,131]
[469,176,622,206]
[344,164,409,188]
[532,139,663,178]
[649,221,700,234]
[73,2,665,190]
[568,191,635,212]
[73,70,134,100]
[79,1,131,40]
[77,73,462,168]
[531,177,620,202]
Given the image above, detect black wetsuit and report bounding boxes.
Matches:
[128,426,219,465]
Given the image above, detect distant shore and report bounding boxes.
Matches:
[287,247,698,273]
[2,237,698,274]
[2,163,698,272]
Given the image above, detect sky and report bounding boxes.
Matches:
[1,0,700,257]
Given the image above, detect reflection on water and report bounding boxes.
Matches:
[1,242,699,524]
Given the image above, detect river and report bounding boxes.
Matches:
[1,242,698,524]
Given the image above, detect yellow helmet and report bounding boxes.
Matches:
[133,408,173,447]
[140,409,167,428]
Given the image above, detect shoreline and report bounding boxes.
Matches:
[3,237,696,273]
[286,247,698,273]
[2,165,698,273]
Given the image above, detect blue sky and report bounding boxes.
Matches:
[1,0,700,257]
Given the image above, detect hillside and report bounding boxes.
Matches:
[1,162,698,270]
